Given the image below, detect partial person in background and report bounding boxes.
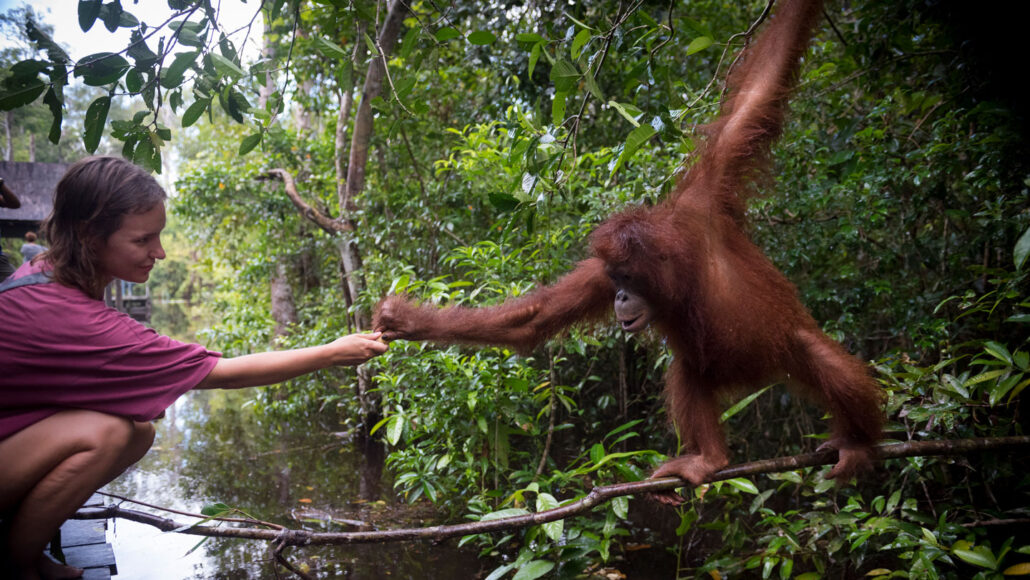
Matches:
[19,232,46,263]
[0,178,22,281]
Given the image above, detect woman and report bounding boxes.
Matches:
[0,156,388,580]
[19,232,46,263]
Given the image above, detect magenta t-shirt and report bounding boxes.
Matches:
[0,261,221,440]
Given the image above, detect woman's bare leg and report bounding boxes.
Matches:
[0,410,155,580]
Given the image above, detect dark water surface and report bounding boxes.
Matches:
[104,301,484,579]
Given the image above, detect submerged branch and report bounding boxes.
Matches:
[75,437,1029,546]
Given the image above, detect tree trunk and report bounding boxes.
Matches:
[270,258,298,340]
[266,1,408,502]
[342,0,407,501]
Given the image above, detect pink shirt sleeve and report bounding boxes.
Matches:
[0,262,221,439]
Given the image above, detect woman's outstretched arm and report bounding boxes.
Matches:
[196,332,388,390]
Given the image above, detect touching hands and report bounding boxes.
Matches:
[372,295,422,342]
[326,332,389,366]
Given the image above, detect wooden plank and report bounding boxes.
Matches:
[63,543,116,574]
[60,519,107,548]
[45,494,118,577]
[81,493,106,508]
[81,567,111,580]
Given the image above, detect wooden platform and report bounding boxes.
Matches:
[47,494,117,579]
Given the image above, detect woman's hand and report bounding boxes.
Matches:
[325,332,389,366]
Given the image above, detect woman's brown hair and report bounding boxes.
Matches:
[41,156,166,300]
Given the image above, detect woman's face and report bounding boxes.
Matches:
[96,203,167,284]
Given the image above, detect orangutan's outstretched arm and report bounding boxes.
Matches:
[374,258,615,352]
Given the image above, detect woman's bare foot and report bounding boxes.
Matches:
[37,553,84,580]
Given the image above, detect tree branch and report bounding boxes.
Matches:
[74,437,1029,546]
[262,168,351,235]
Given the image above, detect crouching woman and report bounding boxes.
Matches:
[0,156,387,580]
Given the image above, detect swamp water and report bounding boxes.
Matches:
[103,300,483,579]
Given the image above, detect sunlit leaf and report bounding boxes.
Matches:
[513,560,554,580]
[721,385,772,422]
[480,508,530,521]
[201,502,232,516]
[725,478,759,494]
[1015,226,1030,270]
[610,123,656,176]
[435,27,460,43]
[386,414,404,445]
[181,98,209,128]
[517,32,545,44]
[468,30,496,45]
[1003,563,1030,575]
[608,101,643,126]
[537,493,562,540]
[484,563,515,580]
[686,36,713,55]
[209,53,246,79]
[571,29,591,60]
[982,341,1013,365]
[953,547,997,570]
[238,132,262,155]
[612,495,628,519]
[314,36,348,60]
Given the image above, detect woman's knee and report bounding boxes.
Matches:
[79,412,137,452]
[124,421,155,463]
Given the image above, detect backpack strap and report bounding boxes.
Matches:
[0,271,54,294]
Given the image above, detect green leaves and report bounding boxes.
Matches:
[0,71,46,110]
[434,27,496,45]
[313,36,348,60]
[467,30,496,45]
[609,123,657,176]
[73,53,130,86]
[209,53,246,80]
[160,51,200,89]
[1014,225,1030,270]
[952,540,998,570]
[83,96,111,153]
[686,35,713,55]
[434,27,461,43]
[238,132,262,156]
[548,60,580,93]
[78,0,103,32]
[181,98,210,128]
[512,561,553,580]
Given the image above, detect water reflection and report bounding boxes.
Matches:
[104,301,483,579]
